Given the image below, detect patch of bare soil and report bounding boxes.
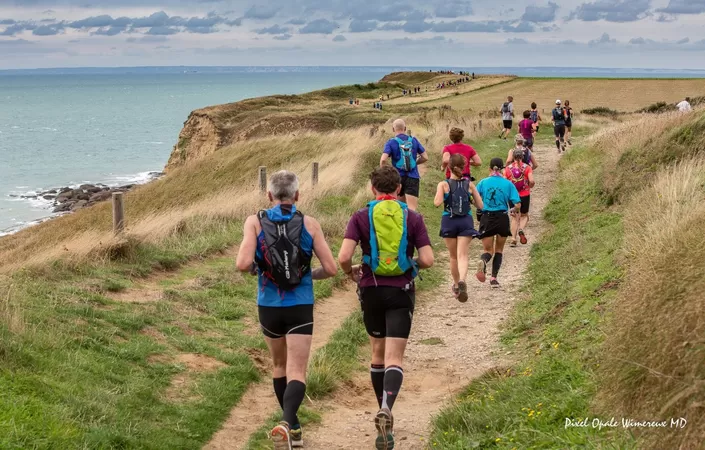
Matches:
[166,353,228,402]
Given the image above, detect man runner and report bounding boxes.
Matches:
[552,100,567,153]
[499,96,514,140]
[530,102,541,135]
[381,118,428,211]
[236,170,338,450]
[339,166,434,450]
[475,158,521,288]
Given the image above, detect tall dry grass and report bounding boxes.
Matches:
[596,114,705,449]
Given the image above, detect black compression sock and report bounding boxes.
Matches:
[481,253,492,264]
[273,377,299,426]
[282,380,306,428]
[556,139,561,150]
[381,366,404,411]
[371,364,385,408]
[492,253,503,277]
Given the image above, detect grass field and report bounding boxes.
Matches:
[423,78,705,113]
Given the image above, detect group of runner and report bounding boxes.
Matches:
[236,111,550,449]
[499,95,574,154]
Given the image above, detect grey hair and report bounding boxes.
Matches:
[392,118,406,132]
[268,170,299,201]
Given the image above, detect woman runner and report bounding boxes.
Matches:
[434,154,484,302]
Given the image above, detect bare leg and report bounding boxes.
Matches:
[264,336,287,379]
[519,213,530,232]
[457,236,472,283]
[444,237,459,286]
[404,195,419,212]
[510,213,520,243]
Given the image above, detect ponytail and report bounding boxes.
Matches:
[449,153,467,178]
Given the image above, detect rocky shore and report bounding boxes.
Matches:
[14,172,164,213]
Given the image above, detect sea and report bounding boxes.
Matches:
[2,65,705,235]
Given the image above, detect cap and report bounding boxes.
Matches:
[490,157,505,170]
[515,134,525,143]
[513,148,525,160]
[556,99,562,104]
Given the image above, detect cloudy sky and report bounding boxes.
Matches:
[1,0,705,69]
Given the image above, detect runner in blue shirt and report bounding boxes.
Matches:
[475,158,521,289]
[380,118,428,211]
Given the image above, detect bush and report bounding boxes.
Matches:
[636,101,677,114]
[581,106,619,116]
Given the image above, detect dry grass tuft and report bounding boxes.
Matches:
[0,277,25,335]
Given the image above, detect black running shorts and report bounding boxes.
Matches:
[554,124,566,139]
[520,195,530,214]
[258,304,314,339]
[400,176,420,198]
[479,211,512,238]
[359,286,415,339]
[503,120,513,130]
[565,119,573,129]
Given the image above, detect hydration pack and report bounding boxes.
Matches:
[256,210,311,291]
[394,136,416,173]
[362,199,417,277]
[507,163,529,193]
[446,179,471,217]
[553,108,565,122]
[522,147,532,166]
[502,102,510,114]
[530,110,538,123]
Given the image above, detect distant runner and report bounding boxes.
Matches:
[504,149,535,247]
[475,158,521,289]
[530,102,541,134]
[381,119,428,211]
[552,100,567,154]
[339,166,434,450]
[518,110,536,150]
[498,96,514,140]
[442,127,482,180]
[236,170,338,450]
[434,154,483,302]
[506,135,538,170]
[564,100,573,146]
[677,97,692,113]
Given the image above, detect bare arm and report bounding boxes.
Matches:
[415,245,434,269]
[308,217,338,280]
[417,152,428,165]
[506,148,513,166]
[338,238,358,279]
[469,182,484,210]
[380,153,390,166]
[433,181,446,208]
[470,154,482,167]
[441,151,450,172]
[530,154,539,171]
[236,215,258,273]
[527,170,536,189]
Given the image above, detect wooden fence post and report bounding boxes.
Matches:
[473,123,477,132]
[112,192,124,234]
[312,162,319,186]
[259,166,267,194]
[479,120,483,130]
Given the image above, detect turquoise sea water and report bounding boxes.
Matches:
[2,65,705,234]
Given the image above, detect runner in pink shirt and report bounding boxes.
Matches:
[441,127,482,179]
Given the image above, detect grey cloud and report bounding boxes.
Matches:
[132,11,170,28]
[434,1,473,18]
[570,0,651,22]
[656,13,676,22]
[658,0,705,14]
[402,20,432,33]
[506,38,529,44]
[255,24,291,35]
[273,33,292,40]
[378,22,403,30]
[522,2,558,22]
[92,25,126,36]
[349,19,377,32]
[677,37,690,44]
[505,21,536,32]
[588,32,617,45]
[0,19,17,25]
[287,18,307,25]
[32,23,64,36]
[558,39,578,45]
[244,5,277,20]
[1,24,25,36]
[146,26,179,35]
[299,19,339,34]
[430,20,506,32]
[187,26,218,33]
[629,37,647,44]
[333,34,346,41]
[69,14,114,28]
[226,18,243,26]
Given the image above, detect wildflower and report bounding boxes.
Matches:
[496,437,502,442]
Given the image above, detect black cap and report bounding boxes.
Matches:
[490,157,505,170]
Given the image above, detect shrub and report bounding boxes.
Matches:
[581,106,619,116]
[636,101,677,114]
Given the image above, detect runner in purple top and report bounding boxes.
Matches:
[338,165,434,450]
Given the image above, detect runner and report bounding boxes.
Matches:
[381,119,428,212]
[504,149,535,247]
[517,110,536,150]
[434,154,483,302]
[506,135,538,170]
[564,100,573,146]
[677,97,692,113]
[530,102,541,135]
[236,170,338,450]
[475,158,521,289]
[441,127,482,180]
[498,96,514,140]
[551,100,567,154]
[339,165,434,450]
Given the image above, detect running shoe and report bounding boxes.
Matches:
[457,281,468,303]
[290,426,303,448]
[375,408,395,450]
[568,139,573,146]
[518,229,528,245]
[452,284,460,299]
[510,239,517,247]
[490,278,501,289]
[271,422,292,450]
[476,259,487,283]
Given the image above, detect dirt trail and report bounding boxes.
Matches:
[205,289,360,450]
[301,145,560,449]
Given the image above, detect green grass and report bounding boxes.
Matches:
[429,130,636,448]
[420,337,444,346]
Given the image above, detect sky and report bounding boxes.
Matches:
[1,0,705,69]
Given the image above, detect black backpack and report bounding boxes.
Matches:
[502,102,510,114]
[256,210,311,291]
[447,179,471,217]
